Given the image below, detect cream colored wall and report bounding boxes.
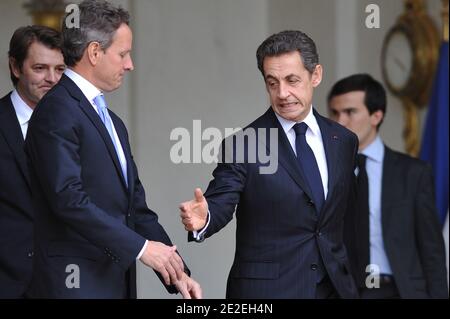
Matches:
[130,0,269,298]
[0,1,32,97]
[0,0,444,298]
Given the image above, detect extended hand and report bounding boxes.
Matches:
[139,241,184,285]
[174,272,202,299]
[179,188,208,231]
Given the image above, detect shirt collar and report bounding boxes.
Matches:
[274,106,321,137]
[64,68,102,105]
[360,135,384,163]
[10,89,33,126]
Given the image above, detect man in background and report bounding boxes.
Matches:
[0,25,65,298]
[328,73,448,298]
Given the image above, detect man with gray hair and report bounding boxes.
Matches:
[179,30,359,298]
[25,0,201,298]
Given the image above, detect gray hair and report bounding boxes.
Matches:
[256,30,319,76]
[62,0,129,67]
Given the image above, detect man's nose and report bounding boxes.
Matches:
[336,114,349,127]
[277,82,290,99]
[124,56,134,71]
[45,70,58,83]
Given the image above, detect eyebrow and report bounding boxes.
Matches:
[265,75,278,81]
[32,63,66,67]
[340,107,357,112]
[265,73,299,81]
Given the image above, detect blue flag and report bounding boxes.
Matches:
[420,41,449,227]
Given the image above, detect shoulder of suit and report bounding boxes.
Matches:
[243,109,272,130]
[0,91,12,105]
[323,116,359,144]
[0,92,14,115]
[32,84,78,119]
[324,116,354,135]
[385,146,431,170]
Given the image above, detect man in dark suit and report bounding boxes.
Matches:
[25,0,201,298]
[179,30,359,298]
[0,25,65,298]
[328,73,448,298]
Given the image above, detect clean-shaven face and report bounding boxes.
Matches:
[95,23,134,92]
[263,51,322,122]
[11,41,65,108]
[328,91,382,150]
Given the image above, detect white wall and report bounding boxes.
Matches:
[131,0,269,298]
[0,0,445,298]
[0,0,32,97]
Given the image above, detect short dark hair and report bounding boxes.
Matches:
[327,73,387,129]
[256,30,319,76]
[8,25,62,87]
[62,0,130,67]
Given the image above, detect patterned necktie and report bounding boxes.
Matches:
[93,94,128,185]
[355,153,370,287]
[293,122,325,213]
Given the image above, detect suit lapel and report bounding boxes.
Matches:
[264,109,315,202]
[314,111,342,220]
[0,93,31,189]
[110,114,135,199]
[59,75,128,190]
[315,111,340,201]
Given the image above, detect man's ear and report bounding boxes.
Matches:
[9,57,21,79]
[86,42,103,66]
[370,110,384,127]
[311,64,323,88]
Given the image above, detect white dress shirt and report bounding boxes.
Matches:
[11,89,33,139]
[274,106,329,199]
[64,69,147,259]
[360,135,392,275]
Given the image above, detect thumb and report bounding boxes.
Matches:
[194,188,204,203]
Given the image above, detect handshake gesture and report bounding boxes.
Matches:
[179,188,209,232]
[139,188,209,299]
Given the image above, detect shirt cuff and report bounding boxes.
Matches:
[192,209,211,240]
[136,240,148,260]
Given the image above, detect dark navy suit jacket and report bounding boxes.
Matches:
[0,93,34,298]
[344,146,448,298]
[196,108,359,298]
[25,74,186,298]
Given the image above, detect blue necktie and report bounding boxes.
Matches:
[293,122,324,212]
[94,94,128,185]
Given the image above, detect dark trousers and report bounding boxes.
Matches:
[315,275,339,299]
[359,275,400,299]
